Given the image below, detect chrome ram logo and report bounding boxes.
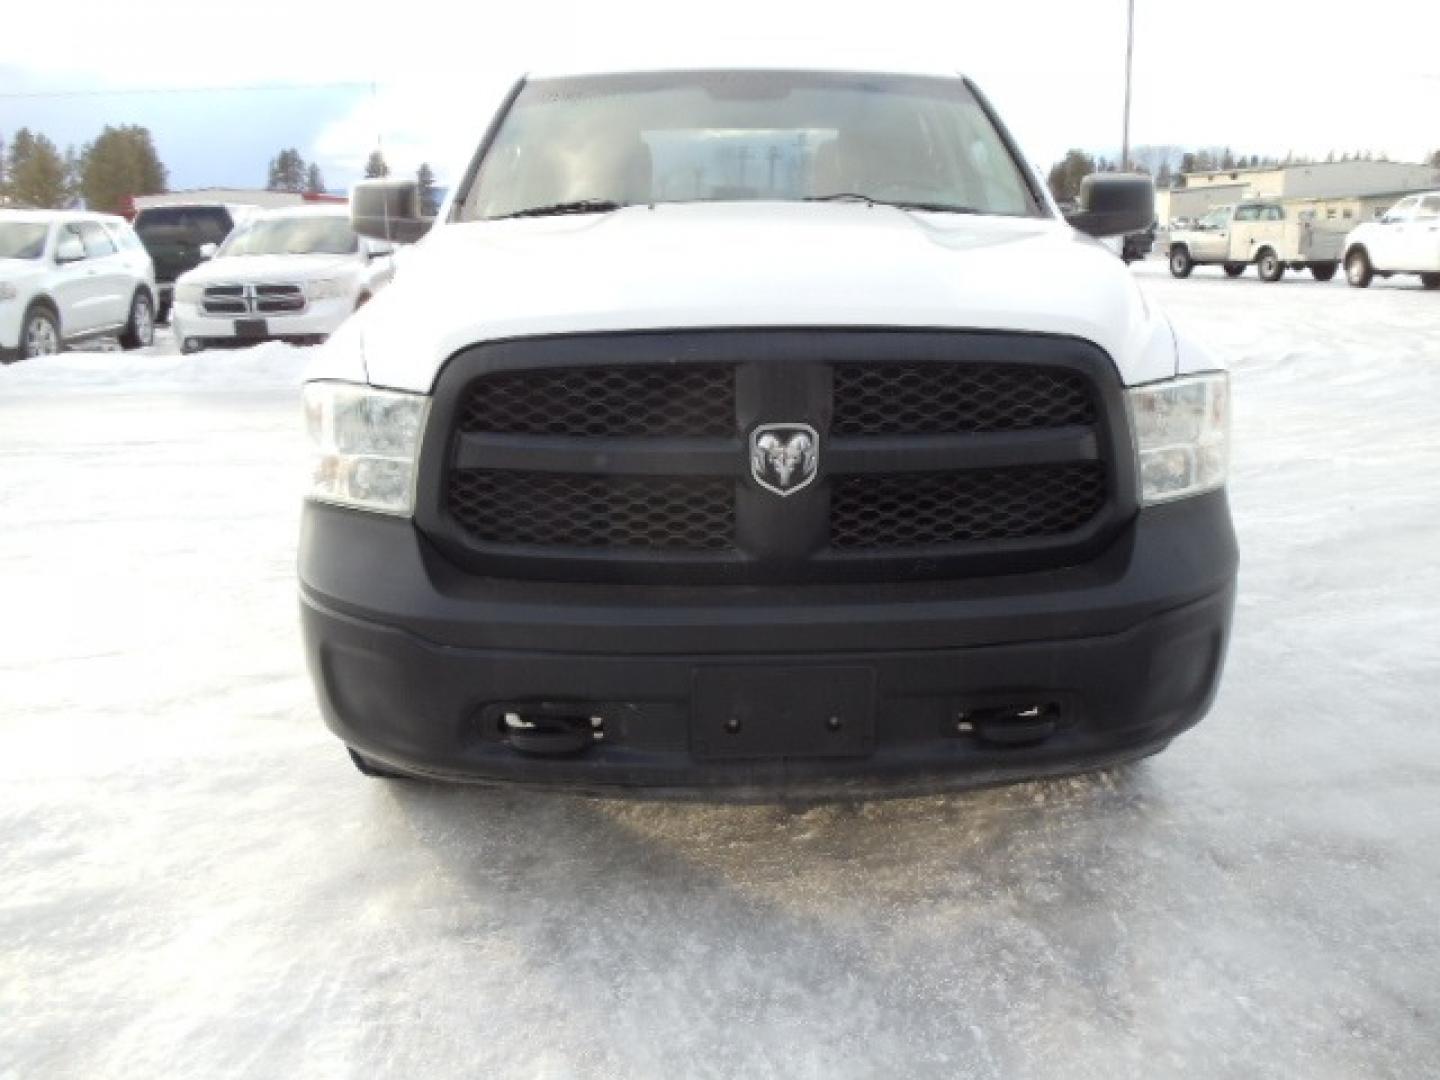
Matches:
[749,423,819,496]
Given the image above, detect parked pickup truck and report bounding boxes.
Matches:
[1341,191,1440,289]
[1167,200,1345,282]
[299,64,1237,796]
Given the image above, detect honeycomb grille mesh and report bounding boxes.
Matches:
[832,363,1094,435]
[829,463,1107,549]
[448,471,734,551]
[459,365,734,437]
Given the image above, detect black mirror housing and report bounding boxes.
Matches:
[1065,174,1155,238]
[352,180,433,244]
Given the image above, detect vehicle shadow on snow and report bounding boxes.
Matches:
[383,761,1168,869]
[379,760,1172,903]
[365,766,1186,1071]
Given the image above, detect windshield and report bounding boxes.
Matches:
[463,70,1039,220]
[219,215,357,256]
[1197,207,1231,229]
[135,206,234,244]
[0,222,50,260]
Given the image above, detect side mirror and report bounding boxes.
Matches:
[352,180,433,244]
[55,235,85,264]
[198,243,218,260]
[1065,174,1155,239]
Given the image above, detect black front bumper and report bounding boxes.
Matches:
[300,492,1237,796]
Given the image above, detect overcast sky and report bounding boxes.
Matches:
[2,0,1437,191]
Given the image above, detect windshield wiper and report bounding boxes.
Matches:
[493,199,625,220]
[889,201,983,215]
[804,193,879,205]
[804,194,983,215]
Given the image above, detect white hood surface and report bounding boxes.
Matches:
[182,252,357,286]
[329,203,1180,392]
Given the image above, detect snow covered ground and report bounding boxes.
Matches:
[2,268,1439,1078]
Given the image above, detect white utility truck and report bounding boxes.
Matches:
[1167,200,1346,282]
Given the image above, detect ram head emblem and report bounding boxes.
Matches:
[749,424,819,496]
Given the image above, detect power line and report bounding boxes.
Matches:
[0,80,374,101]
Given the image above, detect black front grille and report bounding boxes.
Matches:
[426,332,1130,584]
[255,284,305,313]
[448,471,734,551]
[830,463,1108,549]
[201,284,306,316]
[202,285,246,315]
[833,363,1094,435]
[460,365,734,437]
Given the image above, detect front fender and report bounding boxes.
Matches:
[1172,320,1226,377]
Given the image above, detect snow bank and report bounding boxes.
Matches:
[0,340,312,396]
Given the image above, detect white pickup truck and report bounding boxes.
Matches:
[1167,200,1346,282]
[297,63,1236,795]
[1341,191,1440,289]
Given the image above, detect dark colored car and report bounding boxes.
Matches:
[132,204,249,322]
[1122,224,1156,263]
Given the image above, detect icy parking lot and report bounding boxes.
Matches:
[3,267,1440,1079]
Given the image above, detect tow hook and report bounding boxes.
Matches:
[956,702,1062,746]
[497,708,605,756]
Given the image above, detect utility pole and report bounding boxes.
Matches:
[1122,0,1135,171]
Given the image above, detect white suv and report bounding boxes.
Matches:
[1342,191,1440,289]
[0,209,158,363]
[170,206,394,353]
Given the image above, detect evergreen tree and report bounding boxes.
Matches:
[1045,149,1096,204]
[267,148,307,192]
[79,125,167,213]
[1155,162,1173,188]
[7,128,36,193]
[364,150,390,179]
[1220,148,1236,170]
[1429,149,1440,168]
[305,162,326,194]
[416,162,438,216]
[8,129,70,208]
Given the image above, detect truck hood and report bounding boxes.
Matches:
[180,252,357,286]
[332,202,1180,392]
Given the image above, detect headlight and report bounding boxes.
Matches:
[303,382,429,515]
[174,281,204,305]
[0,283,18,301]
[1127,372,1229,505]
[305,277,349,301]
